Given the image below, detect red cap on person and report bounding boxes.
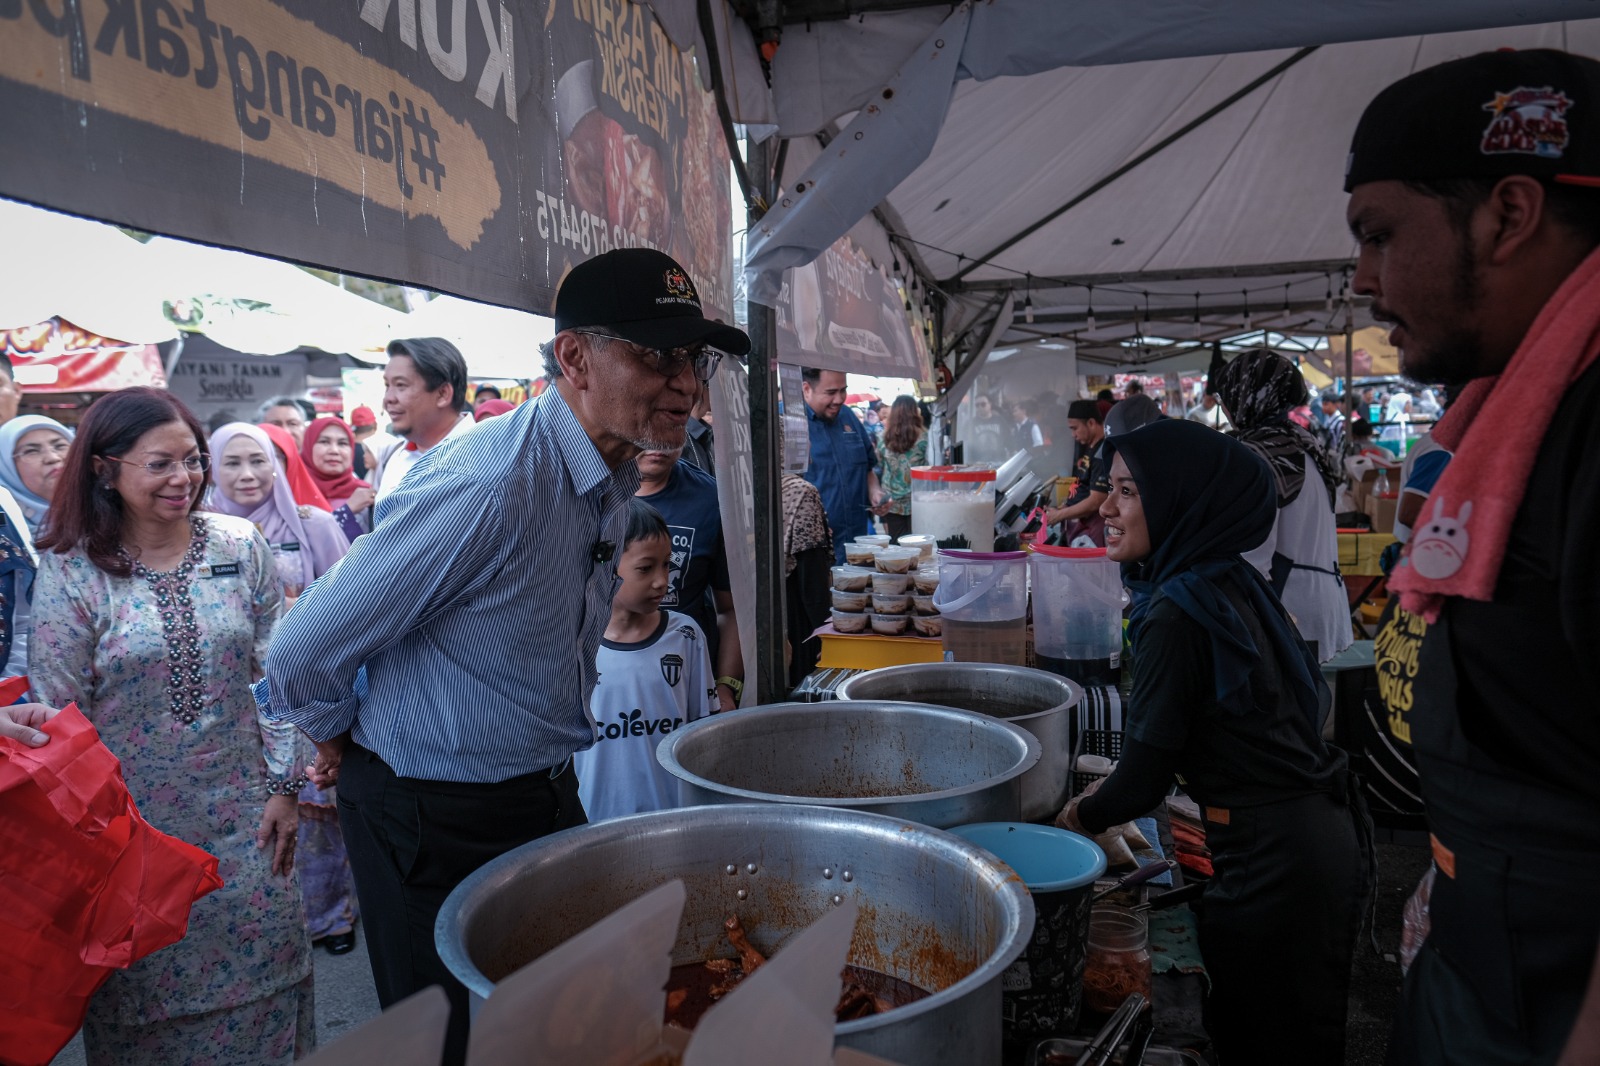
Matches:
[350,405,377,427]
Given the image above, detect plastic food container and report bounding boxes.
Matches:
[874,546,920,574]
[871,572,911,595]
[871,593,911,614]
[870,613,910,635]
[844,543,877,566]
[911,466,998,553]
[831,589,870,612]
[897,533,938,562]
[913,566,942,594]
[831,565,874,592]
[912,614,943,638]
[854,534,892,548]
[831,608,870,634]
[912,594,939,616]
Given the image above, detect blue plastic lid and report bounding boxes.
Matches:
[948,822,1107,892]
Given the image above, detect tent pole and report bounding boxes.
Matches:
[1344,309,1355,422]
[746,137,789,704]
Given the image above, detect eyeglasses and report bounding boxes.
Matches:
[576,331,723,384]
[15,439,71,461]
[102,454,210,477]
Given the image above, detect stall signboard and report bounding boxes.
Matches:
[772,235,931,382]
[0,318,165,393]
[0,1,733,323]
[169,351,308,429]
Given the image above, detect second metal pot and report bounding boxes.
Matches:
[835,662,1083,821]
[657,701,1040,829]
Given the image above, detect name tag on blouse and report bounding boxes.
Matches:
[197,562,241,578]
[274,542,301,552]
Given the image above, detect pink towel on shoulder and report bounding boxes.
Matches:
[1389,245,1600,622]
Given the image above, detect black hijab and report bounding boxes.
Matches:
[1214,350,1340,508]
[1107,419,1323,730]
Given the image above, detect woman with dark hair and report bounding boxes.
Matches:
[1059,418,1372,1065]
[874,394,928,538]
[1214,350,1353,662]
[30,387,314,1064]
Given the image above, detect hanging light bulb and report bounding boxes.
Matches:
[1143,292,1152,327]
[892,252,902,276]
[1324,274,1334,313]
[1192,292,1201,338]
[1023,273,1035,324]
[1242,289,1252,332]
[1086,285,1096,332]
[1283,282,1291,315]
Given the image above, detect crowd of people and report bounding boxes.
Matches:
[4,46,1599,1066]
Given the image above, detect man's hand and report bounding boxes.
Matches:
[257,794,298,876]
[347,486,376,515]
[0,703,61,747]
[308,732,350,789]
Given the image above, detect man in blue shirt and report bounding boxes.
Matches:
[264,248,748,1065]
[800,367,884,563]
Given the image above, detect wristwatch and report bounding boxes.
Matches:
[715,676,744,701]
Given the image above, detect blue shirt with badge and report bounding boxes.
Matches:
[803,403,878,564]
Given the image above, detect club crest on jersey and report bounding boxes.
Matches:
[1481,86,1573,158]
[660,653,684,687]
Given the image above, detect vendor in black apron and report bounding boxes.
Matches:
[1059,419,1373,1065]
[1342,49,1600,1063]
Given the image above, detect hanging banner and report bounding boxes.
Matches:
[168,350,308,429]
[772,235,930,382]
[0,0,733,322]
[0,319,165,392]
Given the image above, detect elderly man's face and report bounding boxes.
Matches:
[1348,180,1489,386]
[580,334,701,452]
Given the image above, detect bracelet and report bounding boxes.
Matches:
[715,676,744,701]
[265,772,309,797]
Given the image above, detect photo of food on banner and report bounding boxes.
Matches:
[773,237,924,379]
[547,7,733,320]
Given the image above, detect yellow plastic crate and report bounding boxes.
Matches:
[815,626,945,669]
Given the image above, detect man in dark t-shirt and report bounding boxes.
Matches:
[1042,399,1110,545]
[1345,49,1600,1061]
[636,448,744,710]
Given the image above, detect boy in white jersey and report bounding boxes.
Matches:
[575,498,716,821]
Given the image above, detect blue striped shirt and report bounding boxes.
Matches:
[264,388,637,782]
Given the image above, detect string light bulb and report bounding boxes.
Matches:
[1086,285,1096,332]
[1192,292,1201,338]
[1023,273,1035,324]
[1242,289,1252,332]
[1283,282,1291,315]
[1324,274,1334,313]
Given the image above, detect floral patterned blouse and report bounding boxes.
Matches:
[29,513,311,1025]
[875,434,929,516]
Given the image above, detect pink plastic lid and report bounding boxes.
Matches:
[1030,544,1108,559]
[911,465,998,483]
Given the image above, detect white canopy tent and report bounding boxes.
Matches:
[657,2,1600,372]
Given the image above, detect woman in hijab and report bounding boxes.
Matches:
[208,422,360,955]
[1215,350,1352,661]
[0,414,73,534]
[209,423,347,599]
[1059,418,1372,1065]
[301,417,373,542]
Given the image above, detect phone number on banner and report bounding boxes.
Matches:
[532,190,662,258]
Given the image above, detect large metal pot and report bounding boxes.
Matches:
[435,804,1035,1066]
[835,663,1082,822]
[657,701,1040,829]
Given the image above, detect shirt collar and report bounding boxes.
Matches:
[541,386,619,497]
[404,412,475,451]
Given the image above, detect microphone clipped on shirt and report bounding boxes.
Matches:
[591,541,615,564]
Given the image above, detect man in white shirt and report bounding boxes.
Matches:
[373,338,477,503]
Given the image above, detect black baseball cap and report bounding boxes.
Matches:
[1345,48,1600,193]
[554,248,751,355]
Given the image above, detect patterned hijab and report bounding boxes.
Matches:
[1215,350,1339,508]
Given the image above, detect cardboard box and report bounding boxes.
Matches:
[1365,493,1398,536]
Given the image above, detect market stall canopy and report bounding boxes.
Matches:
[0,199,175,345]
[721,4,1599,367]
[400,295,554,380]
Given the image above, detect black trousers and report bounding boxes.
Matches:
[337,744,586,1066]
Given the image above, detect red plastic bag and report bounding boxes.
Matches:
[0,701,224,1066]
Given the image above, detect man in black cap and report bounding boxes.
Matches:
[265,248,748,1065]
[1345,48,1600,1062]
[1041,399,1110,545]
